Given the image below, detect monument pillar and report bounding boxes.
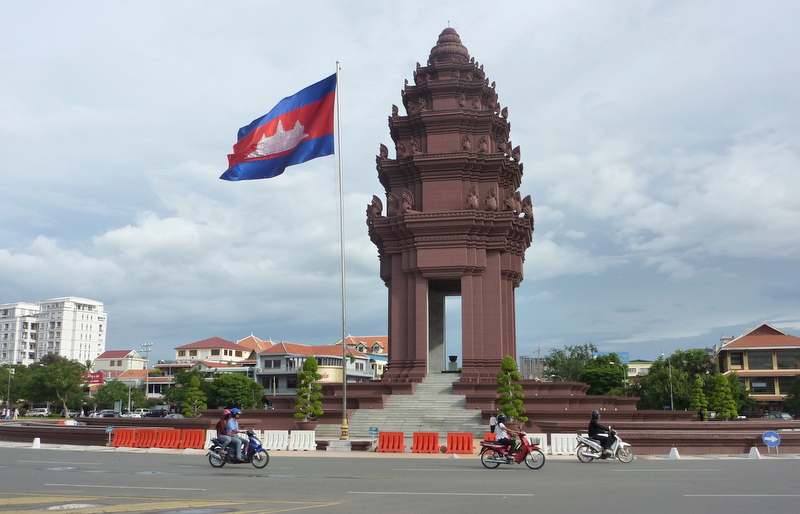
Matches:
[367,28,534,382]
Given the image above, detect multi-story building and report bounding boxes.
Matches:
[0,302,40,365]
[34,297,107,363]
[340,335,388,378]
[716,322,800,415]
[1,297,106,365]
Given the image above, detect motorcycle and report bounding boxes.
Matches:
[480,430,546,469]
[575,428,634,463]
[208,429,270,469]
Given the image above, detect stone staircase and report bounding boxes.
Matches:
[314,373,485,439]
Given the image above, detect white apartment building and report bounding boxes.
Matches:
[0,302,40,366]
[0,297,107,366]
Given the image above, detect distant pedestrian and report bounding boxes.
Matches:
[489,414,497,434]
[13,408,19,419]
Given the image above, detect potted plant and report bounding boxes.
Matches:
[294,357,324,429]
[496,355,528,429]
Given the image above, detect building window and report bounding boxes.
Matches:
[747,351,773,370]
[729,353,743,368]
[211,349,220,356]
[110,361,115,366]
[189,350,197,357]
[777,376,796,395]
[776,351,800,370]
[749,377,775,394]
[235,351,242,357]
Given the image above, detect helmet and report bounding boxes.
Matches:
[496,414,507,424]
[222,409,231,415]
[230,408,240,415]
[591,410,600,420]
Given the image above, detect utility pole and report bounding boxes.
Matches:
[141,342,153,401]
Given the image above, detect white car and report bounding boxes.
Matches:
[27,408,49,417]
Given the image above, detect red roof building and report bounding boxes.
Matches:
[716,323,800,413]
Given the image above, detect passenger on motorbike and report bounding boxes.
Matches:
[225,408,246,461]
[215,410,233,454]
[588,410,612,456]
[495,414,520,460]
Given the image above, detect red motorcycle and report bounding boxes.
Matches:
[479,431,546,469]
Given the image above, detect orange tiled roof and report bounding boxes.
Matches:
[719,323,800,350]
[339,335,389,353]
[260,342,366,358]
[236,335,274,353]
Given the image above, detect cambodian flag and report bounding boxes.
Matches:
[220,74,336,181]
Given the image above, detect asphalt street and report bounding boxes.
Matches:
[0,445,798,514]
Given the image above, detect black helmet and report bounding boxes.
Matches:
[496,414,507,423]
[591,410,600,420]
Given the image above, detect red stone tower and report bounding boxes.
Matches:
[367,28,534,382]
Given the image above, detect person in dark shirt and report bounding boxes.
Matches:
[588,410,612,456]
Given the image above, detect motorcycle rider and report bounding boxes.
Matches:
[588,410,612,457]
[215,409,233,455]
[495,414,520,460]
[225,408,246,461]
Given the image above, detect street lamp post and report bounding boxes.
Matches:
[662,353,674,411]
[6,368,14,409]
[127,355,133,413]
[141,342,153,401]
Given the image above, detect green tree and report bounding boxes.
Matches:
[294,358,324,421]
[727,372,755,415]
[708,373,738,420]
[207,373,264,409]
[181,376,207,418]
[636,355,691,410]
[688,378,708,419]
[496,355,527,422]
[577,353,627,395]
[161,369,210,408]
[24,355,86,416]
[93,380,147,411]
[1,364,28,409]
[542,343,597,382]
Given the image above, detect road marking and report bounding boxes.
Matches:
[17,460,102,465]
[45,484,205,491]
[393,468,478,471]
[0,497,338,514]
[612,469,722,472]
[685,494,800,497]
[350,491,534,496]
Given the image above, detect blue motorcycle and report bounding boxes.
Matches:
[208,429,269,469]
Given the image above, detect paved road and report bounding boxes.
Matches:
[0,446,798,514]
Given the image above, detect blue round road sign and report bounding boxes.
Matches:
[762,430,780,447]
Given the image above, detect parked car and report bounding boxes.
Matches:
[61,409,78,418]
[133,409,151,417]
[762,413,793,420]
[143,409,168,418]
[27,408,49,417]
[99,409,118,417]
[163,413,184,419]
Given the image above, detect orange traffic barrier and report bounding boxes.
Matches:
[446,432,475,454]
[111,428,136,448]
[178,429,206,449]
[376,432,406,453]
[411,432,439,453]
[484,432,497,441]
[155,429,181,449]
[134,428,159,448]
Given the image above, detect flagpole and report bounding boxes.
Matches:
[335,61,349,441]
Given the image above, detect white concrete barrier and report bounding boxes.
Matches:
[550,433,577,455]
[669,447,681,459]
[748,447,762,459]
[262,430,289,451]
[288,430,316,451]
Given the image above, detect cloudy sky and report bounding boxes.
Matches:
[2,1,799,365]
